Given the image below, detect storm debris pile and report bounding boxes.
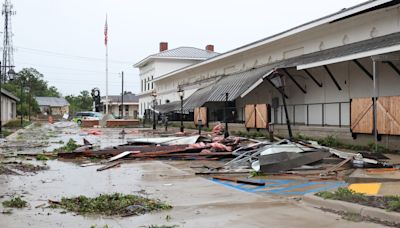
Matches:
[49,193,172,217]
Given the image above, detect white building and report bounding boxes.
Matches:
[1,88,19,125]
[101,93,139,119]
[140,0,400,147]
[134,42,219,117]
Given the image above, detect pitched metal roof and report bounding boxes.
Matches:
[102,94,139,103]
[1,88,19,102]
[35,97,69,107]
[134,47,219,67]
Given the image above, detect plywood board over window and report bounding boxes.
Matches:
[351,97,373,134]
[245,104,269,129]
[377,96,400,135]
[194,107,207,126]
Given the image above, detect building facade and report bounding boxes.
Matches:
[137,0,400,147]
[134,42,219,117]
[35,97,70,116]
[1,89,19,125]
[101,93,139,119]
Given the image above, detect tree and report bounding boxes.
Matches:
[3,68,62,115]
[65,90,93,114]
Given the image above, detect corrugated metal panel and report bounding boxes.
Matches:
[155,101,181,113]
[35,97,69,107]
[183,66,274,109]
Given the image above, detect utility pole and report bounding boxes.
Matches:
[2,0,15,79]
[121,71,124,119]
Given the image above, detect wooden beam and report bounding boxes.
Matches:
[384,61,400,77]
[303,69,322,87]
[282,68,307,94]
[352,60,373,80]
[323,65,342,91]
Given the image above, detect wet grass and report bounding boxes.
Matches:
[2,197,28,208]
[317,188,400,212]
[49,193,172,217]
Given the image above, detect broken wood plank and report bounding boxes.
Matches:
[96,162,122,172]
[212,176,265,186]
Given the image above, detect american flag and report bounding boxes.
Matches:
[104,16,108,46]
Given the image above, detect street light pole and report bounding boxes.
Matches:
[151,90,157,130]
[121,71,124,119]
[224,92,229,138]
[177,85,184,133]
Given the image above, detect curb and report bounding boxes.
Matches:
[302,193,400,224]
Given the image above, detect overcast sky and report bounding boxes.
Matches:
[11,0,366,96]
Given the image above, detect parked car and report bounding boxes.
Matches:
[72,112,103,125]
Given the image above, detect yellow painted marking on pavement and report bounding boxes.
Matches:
[348,183,381,195]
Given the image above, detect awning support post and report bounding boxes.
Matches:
[323,65,342,91]
[372,58,378,153]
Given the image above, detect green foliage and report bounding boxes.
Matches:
[387,199,400,211]
[59,138,79,152]
[50,193,172,216]
[2,196,28,208]
[36,154,49,161]
[317,188,367,201]
[65,90,93,115]
[250,170,267,177]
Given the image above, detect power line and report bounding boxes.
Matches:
[15,46,133,64]
[15,61,122,74]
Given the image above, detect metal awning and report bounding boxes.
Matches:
[183,66,274,109]
[155,100,181,113]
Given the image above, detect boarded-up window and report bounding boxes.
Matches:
[245,104,269,129]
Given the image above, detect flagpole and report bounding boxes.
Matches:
[105,15,109,115]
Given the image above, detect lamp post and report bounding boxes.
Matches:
[177,85,184,133]
[224,92,229,138]
[151,90,157,130]
[0,65,16,137]
[270,71,293,140]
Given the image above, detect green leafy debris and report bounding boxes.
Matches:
[2,197,28,208]
[49,193,172,217]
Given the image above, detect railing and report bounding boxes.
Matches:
[272,101,350,127]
